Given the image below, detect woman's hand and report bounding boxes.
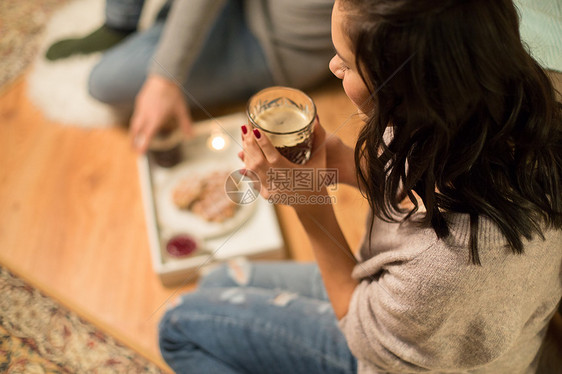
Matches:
[241,117,359,319]
[324,134,358,188]
[240,118,329,205]
[130,75,193,153]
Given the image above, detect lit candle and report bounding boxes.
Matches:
[208,131,227,151]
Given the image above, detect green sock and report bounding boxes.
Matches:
[45,25,133,61]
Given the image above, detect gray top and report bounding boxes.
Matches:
[149,0,334,88]
[340,212,562,373]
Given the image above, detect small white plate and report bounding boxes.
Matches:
[155,161,257,240]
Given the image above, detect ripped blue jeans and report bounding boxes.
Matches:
[158,261,357,374]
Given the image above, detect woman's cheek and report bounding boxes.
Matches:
[344,83,372,114]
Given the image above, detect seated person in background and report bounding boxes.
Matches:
[48,0,336,153]
[158,0,562,373]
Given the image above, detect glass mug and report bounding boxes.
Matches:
[148,121,184,168]
[246,86,316,165]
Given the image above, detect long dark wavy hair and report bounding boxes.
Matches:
[339,0,562,264]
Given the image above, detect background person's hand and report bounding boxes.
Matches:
[129,75,193,153]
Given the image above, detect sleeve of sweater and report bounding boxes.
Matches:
[337,218,525,372]
[148,0,227,83]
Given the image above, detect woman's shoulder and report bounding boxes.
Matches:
[355,211,562,279]
[345,212,561,372]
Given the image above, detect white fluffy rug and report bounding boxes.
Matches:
[26,0,164,128]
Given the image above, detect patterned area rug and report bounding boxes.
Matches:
[2,0,164,126]
[0,0,69,91]
[0,266,165,373]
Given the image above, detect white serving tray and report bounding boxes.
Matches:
[138,113,286,287]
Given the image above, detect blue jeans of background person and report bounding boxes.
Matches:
[159,261,358,374]
[105,0,146,31]
[89,0,274,110]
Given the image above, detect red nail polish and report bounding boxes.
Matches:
[253,129,261,139]
[241,125,248,135]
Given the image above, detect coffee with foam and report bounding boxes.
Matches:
[247,87,316,164]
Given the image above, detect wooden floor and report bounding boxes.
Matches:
[0,75,368,372]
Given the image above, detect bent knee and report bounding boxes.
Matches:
[88,63,118,104]
[199,258,252,289]
[87,59,141,105]
[158,307,194,358]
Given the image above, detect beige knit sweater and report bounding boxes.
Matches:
[339,212,562,373]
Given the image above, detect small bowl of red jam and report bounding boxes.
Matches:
[165,234,204,258]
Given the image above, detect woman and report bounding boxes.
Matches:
[159,0,562,372]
